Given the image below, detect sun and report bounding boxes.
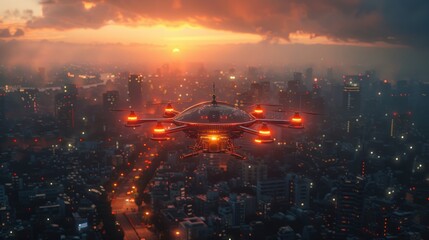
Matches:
[172,48,181,53]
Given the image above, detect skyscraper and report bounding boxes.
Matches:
[128,74,143,109]
[55,84,77,135]
[102,90,119,111]
[342,75,361,113]
[20,89,39,114]
[343,75,361,134]
[0,90,5,128]
[286,174,311,209]
[335,176,364,239]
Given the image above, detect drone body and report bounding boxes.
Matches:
[126,95,303,159]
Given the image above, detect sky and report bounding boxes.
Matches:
[1,0,429,78]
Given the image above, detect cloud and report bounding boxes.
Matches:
[0,29,12,38]
[26,0,429,47]
[27,0,119,29]
[14,28,25,37]
[0,28,25,38]
[3,9,34,21]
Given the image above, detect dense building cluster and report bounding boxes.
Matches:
[0,63,428,239]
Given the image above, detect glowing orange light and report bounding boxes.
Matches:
[127,111,138,121]
[292,117,302,123]
[259,130,271,136]
[165,103,174,112]
[210,135,219,141]
[154,128,165,133]
[291,112,302,123]
[254,108,263,114]
[254,139,262,143]
[154,122,166,133]
[259,124,271,136]
[145,211,150,216]
[175,231,180,236]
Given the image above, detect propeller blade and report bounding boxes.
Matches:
[270,109,324,115]
[240,102,283,107]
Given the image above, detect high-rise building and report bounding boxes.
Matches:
[305,67,313,86]
[342,75,361,113]
[242,161,267,185]
[20,89,39,114]
[343,75,361,134]
[282,74,304,111]
[178,217,209,240]
[128,74,143,109]
[102,90,119,111]
[38,67,46,81]
[327,68,334,81]
[55,84,77,135]
[390,112,412,138]
[228,193,245,226]
[0,90,5,127]
[256,179,287,202]
[286,174,311,209]
[335,176,364,239]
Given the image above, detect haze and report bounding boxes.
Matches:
[1,0,429,80]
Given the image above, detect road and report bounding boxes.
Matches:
[111,145,157,240]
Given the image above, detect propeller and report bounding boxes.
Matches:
[238,102,283,108]
[146,99,192,106]
[271,108,324,115]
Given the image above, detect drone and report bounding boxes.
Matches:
[124,93,304,159]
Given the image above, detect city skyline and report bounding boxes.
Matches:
[1,1,429,240]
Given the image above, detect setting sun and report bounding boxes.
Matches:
[172,48,181,53]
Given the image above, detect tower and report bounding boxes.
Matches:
[342,75,361,134]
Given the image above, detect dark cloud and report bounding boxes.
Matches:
[0,28,25,38]
[39,0,56,4]
[27,0,119,29]
[0,29,12,38]
[26,0,429,47]
[14,29,25,37]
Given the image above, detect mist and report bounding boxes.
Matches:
[0,40,428,82]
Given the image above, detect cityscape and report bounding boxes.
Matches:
[1,1,429,240]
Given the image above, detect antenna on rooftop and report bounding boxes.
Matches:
[212,82,217,105]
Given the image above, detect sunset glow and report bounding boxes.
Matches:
[0,0,428,74]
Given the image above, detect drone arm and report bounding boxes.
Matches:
[164,125,189,134]
[255,119,303,129]
[126,118,175,127]
[238,126,260,136]
[132,118,174,124]
[254,119,291,125]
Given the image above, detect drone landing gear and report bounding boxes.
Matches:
[180,139,247,160]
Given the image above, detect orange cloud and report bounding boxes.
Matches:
[25,0,429,47]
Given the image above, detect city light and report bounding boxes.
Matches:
[1,22,427,240]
